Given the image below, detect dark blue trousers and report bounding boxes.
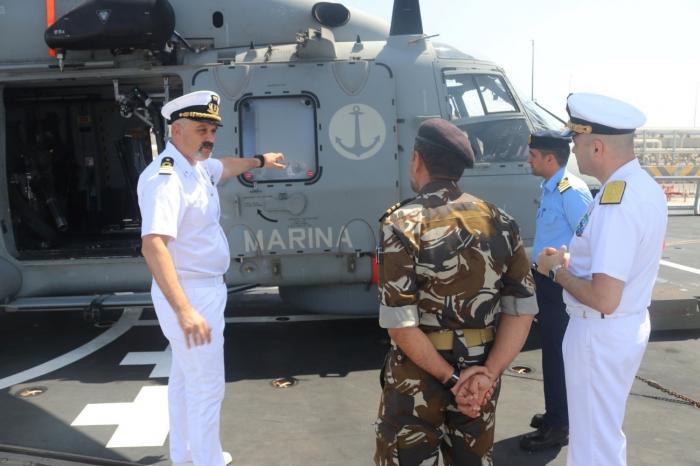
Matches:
[534,271,569,428]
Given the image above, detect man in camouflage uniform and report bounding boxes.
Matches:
[374,119,536,466]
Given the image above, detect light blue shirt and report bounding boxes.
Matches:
[533,167,593,260]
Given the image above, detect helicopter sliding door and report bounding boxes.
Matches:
[2,75,181,259]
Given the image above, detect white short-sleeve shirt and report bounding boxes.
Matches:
[564,159,667,315]
[137,142,230,281]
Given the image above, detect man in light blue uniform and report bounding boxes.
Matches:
[521,130,592,451]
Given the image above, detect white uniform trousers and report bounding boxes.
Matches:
[563,309,650,466]
[152,281,228,466]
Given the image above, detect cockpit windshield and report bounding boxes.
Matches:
[445,74,518,118]
[444,72,528,162]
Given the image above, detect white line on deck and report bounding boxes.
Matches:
[120,345,171,378]
[0,307,143,390]
[71,385,169,448]
[660,260,700,276]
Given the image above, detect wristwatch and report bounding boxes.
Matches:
[254,154,265,168]
[443,368,460,389]
[549,264,563,282]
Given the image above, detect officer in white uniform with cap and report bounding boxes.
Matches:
[137,90,285,466]
[536,92,667,466]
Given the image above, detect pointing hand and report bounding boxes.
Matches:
[263,152,286,170]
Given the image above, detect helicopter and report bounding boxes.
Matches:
[0,0,557,318]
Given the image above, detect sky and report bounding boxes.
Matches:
[345,0,700,128]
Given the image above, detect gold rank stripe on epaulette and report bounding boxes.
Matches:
[557,178,571,194]
[159,157,174,175]
[378,197,415,222]
[600,180,626,205]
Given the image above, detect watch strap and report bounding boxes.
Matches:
[254,154,265,168]
[443,369,460,389]
[549,264,563,281]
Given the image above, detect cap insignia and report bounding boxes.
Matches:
[208,95,220,116]
[159,157,174,175]
[600,180,626,205]
[566,121,593,134]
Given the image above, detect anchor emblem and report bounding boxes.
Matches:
[335,105,381,157]
[329,104,386,161]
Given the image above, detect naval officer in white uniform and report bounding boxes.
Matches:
[137,90,285,466]
[536,92,667,466]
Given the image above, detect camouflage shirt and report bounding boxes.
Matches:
[378,180,534,330]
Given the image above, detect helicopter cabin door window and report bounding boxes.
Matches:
[443,71,528,163]
[238,95,318,184]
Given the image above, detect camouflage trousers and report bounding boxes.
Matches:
[374,346,500,466]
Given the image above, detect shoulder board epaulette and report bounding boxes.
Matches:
[557,177,571,194]
[158,157,174,175]
[379,197,415,222]
[600,180,626,205]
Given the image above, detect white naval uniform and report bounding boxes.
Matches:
[137,142,230,466]
[562,159,667,466]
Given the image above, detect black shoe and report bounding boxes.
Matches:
[529,413,545,430]
[519,426,569,452]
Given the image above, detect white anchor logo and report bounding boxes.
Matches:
[329,104,386,161]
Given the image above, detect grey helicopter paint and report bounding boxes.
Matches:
[0,0,556,314]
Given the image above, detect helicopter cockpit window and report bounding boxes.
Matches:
[444,72,528,162]
[445,74,518,119]
[477,75,518,113]
[456,86,485,118]
[239,96,318,184]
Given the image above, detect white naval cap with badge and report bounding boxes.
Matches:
[565,92,646,208]
[161,90,223,127]
[564,92,646,136]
